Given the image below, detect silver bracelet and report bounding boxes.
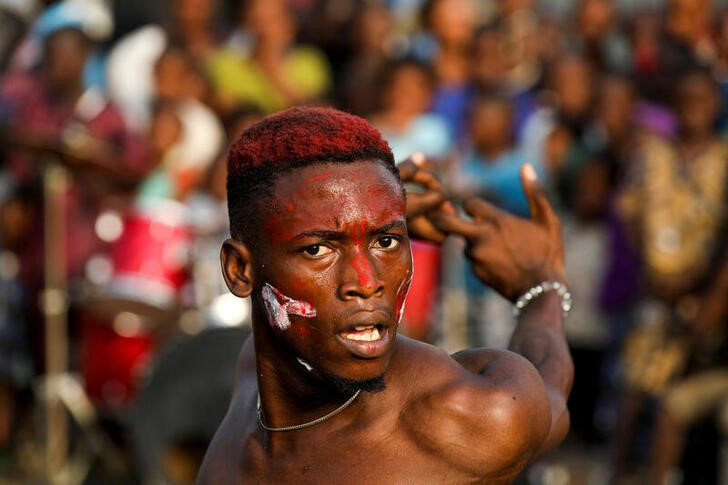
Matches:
[512,281,572,318]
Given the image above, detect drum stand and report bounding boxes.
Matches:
[36,162,124,484]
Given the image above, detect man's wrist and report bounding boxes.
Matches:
[513,281,572,319]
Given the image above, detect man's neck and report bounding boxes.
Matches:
[251,311,361,445]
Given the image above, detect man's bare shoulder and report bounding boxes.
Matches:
[392,338,552,480]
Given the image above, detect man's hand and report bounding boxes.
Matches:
[432,164,565,301]
[399,153,456,245]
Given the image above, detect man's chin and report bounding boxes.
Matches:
[322,371,386,395]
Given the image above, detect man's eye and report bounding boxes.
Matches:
[302,244,332,257]
[374,236,399,250]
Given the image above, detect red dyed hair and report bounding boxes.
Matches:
[227,107,398,242]
[228,106,395,172]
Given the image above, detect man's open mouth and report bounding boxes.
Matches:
[340,324,384,341]
[336,324,390,358]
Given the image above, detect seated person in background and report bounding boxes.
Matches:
[369,58,452,164]
[455,93,541,218]
[206,0,331,115]
[0,25,148,284]
[417,0,478,140]
[335,2,399,118]
[198,107,573,484]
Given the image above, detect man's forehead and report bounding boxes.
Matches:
[275,161,400,201]
[265,161,405,238]
[275,160,397,192]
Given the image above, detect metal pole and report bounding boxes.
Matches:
[43,162,69,484]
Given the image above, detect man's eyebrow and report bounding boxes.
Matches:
[293,230,346,241]
[293,220,407,240]
[370,220,407,235]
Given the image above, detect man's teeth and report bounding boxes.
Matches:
[345,326,381,341]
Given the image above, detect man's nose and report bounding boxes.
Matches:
[338,250,384,300]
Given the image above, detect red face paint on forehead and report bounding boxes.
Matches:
[264,161,405,244]
[304,171,335,184]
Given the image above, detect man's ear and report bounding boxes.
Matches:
[221,238,255,298]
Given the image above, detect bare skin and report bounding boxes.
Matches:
[198,160,572,484]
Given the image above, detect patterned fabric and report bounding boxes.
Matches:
[619,135,728,297]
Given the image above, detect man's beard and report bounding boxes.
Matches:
[321,371,387,395]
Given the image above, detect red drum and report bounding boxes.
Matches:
[88,201,192,323]
[81,313,156,409]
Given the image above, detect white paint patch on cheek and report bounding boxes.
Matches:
[261,283,317,331]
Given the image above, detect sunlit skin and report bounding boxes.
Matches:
[201,160,572,484]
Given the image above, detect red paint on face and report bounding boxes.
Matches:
[264,216,295,243]
[288,274,309,297]
[304,171,334,184]
[293,323,310,337]
[347,220,381,290]
[269,284,316,317]
[257,161,411,383]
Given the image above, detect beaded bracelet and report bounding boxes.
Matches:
[512,281,572,318]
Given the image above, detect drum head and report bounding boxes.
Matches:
[129,327,250,481]
[83,294,182,331]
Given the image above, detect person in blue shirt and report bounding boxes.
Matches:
[456,93,542,218]
[454,93,544,347]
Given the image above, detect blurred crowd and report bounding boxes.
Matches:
[1,0,728,483]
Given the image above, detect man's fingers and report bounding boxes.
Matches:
[462,197,502,224]
[440,200,457,215]
[407,191,446,216]
[398,160,417,181]
[520,163,555,225]
[411,169,443,191]
[399,153,446,194]
[398,152,426,182]
[400,159,442,191]
[410,152,426,167]
[430,211,480,239]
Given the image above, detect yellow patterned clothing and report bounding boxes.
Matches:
[206,46,331,114]
[619,136,728,298]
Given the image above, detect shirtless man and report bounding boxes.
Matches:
[198,107,573,484]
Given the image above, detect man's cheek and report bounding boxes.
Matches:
[261,283,317,331]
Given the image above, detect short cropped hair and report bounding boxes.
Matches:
[227,107,399,243]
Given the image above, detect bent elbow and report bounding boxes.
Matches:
[553,405,571,445]
[540,402,570,455]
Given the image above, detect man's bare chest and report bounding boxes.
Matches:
[236,428,475,484]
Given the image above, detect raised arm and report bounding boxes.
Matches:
[432,164,574,455]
